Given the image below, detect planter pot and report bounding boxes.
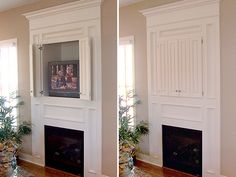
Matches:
[119,142,136,176]
[0,146,17,176]
[119,152,134,177]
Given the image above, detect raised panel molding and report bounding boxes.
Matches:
[41,28,84,44]
[142,0,220,176]
[79,37,92,100]
[43,104,85,123]
[148,102,162,165]
[205,22,218,99]
[31,104,43,162]
[149,31,158,95]
[161,104,203,122]
[159,25,202,38]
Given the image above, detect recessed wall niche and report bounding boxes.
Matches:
[41,40,80,97]
[33,38,91,100]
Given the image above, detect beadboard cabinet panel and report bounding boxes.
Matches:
[157,33,203,98]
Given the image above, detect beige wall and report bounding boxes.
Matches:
[220,0,236,176]
[0,0,117,175]
[0,6,32,153]
[101,0,117,176]
[120,0,179,154]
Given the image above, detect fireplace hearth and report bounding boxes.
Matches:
[45,125,84,176]
[162,125,202,177]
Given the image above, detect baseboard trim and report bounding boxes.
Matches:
[136,153,161,167]
[18,152,44,167]
[137,154,228,177]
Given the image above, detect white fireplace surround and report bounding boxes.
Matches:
[22,1,103,177]
[141,0,221,177]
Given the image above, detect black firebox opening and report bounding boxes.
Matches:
[162,125,202,177]
[45,125,84,176]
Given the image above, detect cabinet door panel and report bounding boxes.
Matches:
[32,44,43,97]
[168,39,179,96]
[157,40,169,96]
[178,38,189,96]
[179,35,202,97]
[157,35,203,98]
[79,37,91,100]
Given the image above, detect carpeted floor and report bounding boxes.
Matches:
[10,166,36,177]
[130,167,152,177]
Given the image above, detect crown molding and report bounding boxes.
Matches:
[23,0,102,20]
[141,0,220,17]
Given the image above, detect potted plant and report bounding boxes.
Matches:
[0,95,31,175]
[119,92,149,176]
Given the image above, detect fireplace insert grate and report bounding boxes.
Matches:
[45,125,84,176]
[162,125,202,177]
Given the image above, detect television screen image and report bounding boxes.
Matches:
[48,60,80,98]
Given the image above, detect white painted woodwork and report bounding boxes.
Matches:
[141,0,221,177]
[23,1,102,177]
[157,34,203,97]
[30,33,91,99]
[79,37,91,100]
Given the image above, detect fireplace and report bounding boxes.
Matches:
[162,125,202,177]
[45,125,84,176]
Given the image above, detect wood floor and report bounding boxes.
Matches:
[18,160,196,177]
[135,160,196,177]
[18,160,80,177]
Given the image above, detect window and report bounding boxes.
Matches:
[118,36,135,97]
[118,36,135,125]
[0,39,18,97]
[0,39,18,125]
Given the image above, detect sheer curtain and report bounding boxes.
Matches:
[0,39,18,125]
[118,36,135,125]
[0,39,18,97]
[118,36,134,97]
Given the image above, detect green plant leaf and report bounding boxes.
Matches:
[119,90,149,157]
[0,95,31,147]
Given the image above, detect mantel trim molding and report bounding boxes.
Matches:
[141,0,220,17]
[23,0,102,20]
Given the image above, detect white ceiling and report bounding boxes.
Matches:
[119,0,145,7]
[0,0,40,12]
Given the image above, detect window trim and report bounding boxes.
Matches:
[0,38,17,47]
